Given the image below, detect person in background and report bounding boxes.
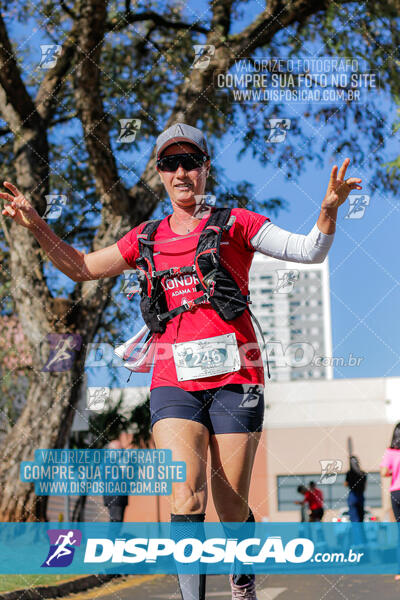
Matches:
[344,456,367,522]
[296,482,324,522]
[103,439,128,522]
[307,481,324,522]
[296,485,309,522]
[380,422,400,581]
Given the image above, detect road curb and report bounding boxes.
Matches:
[0,574,122,600]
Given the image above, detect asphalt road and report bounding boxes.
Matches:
[66,573,400,600]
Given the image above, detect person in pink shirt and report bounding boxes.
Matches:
[380,422,400,581]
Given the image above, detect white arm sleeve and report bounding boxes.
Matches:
[250,221,335,264]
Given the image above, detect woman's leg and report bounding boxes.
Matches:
[153,417,210,600]
[207,384,264,597]
[209,431,261,522]
[357,494,365,522]
[207,384,264,521]
[348,491,361,522]
[391,491,400,578]
[210,431,261,598]
[391,490,400,522]
[153,417,209,514]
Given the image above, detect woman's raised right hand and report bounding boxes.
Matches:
[0,181,41,229]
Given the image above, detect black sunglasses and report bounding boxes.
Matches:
[156,152,208,172]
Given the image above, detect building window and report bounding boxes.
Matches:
[277,474,382,512]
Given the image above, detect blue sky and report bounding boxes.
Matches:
[4,4,399,389]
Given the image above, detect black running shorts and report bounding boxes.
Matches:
[150,384,264,434]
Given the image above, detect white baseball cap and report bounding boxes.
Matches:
[156,123,210,159]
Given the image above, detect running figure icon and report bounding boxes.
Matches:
[45,531,77,566]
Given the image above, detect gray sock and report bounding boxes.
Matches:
[170,513,206,600]
[224,508,256,587]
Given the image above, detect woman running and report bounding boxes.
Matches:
[0,122,362,600]
[381,422,400,581]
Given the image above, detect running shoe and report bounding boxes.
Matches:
[229,574,257,599]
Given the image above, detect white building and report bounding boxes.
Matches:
[263,376,400,522]
[249,253,333,381]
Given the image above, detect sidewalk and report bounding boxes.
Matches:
[0,574,121,600]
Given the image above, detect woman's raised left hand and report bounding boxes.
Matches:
[322,158,362,210]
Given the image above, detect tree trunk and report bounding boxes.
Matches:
[0,356,85,521]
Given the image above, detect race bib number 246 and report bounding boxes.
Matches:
[172,333,241,382]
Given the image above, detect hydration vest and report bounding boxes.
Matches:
[135,207,270,378]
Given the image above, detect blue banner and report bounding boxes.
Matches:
[0,522,399,574]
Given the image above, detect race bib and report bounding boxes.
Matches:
[172,333,241,382]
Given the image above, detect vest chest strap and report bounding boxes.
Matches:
[157,294,210,322]
[151,265,196,279]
